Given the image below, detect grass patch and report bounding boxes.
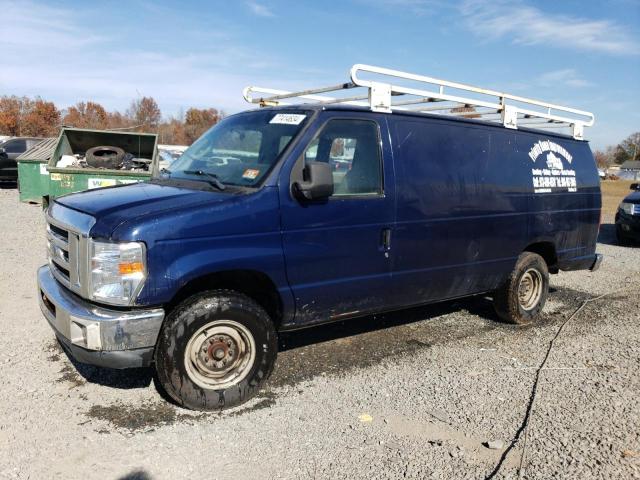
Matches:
[601,180,635,218]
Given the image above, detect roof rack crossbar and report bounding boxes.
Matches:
[243,86,370,108]
[243,64,594,139]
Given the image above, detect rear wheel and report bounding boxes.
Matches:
[155,290,277,411]
[493,252,549,325]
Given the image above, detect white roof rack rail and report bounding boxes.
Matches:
[243,64,594,140]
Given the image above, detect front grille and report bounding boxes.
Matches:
[47,220,81,292]
[45,203,95,299]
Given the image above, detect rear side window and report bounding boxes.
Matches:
[4,140,26,154]
[303,119,382,196]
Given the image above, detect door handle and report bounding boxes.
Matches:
[381,228,392,251]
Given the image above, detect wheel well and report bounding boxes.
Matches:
[524,242,558,273]
[168,270,283,324]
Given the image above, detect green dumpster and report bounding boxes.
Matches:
[17,137,57,203]
[47,128,158,201]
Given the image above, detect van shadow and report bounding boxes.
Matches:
[271,295,507,388]
[56,284,585,394]
[278,295,498,352]
[56,295,501,391]
[269,285,586,389]
[54,340,154,389]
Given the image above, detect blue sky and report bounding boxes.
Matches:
[1,0,638,148]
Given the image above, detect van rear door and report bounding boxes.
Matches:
[279,111,396,325]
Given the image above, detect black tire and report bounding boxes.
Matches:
[616,225,630,246]
[493,252,549,325]
[155,290,277,411]
[85,145,126,169]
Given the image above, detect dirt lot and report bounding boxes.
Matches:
[0,184,638,480]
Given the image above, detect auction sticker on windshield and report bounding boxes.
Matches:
[270,114,306,125]
[242,169,260,180]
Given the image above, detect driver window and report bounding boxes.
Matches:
[303,119,382,196]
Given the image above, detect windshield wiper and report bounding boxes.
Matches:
[183,170,226,191]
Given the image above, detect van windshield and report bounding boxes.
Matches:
[168,110,311,188]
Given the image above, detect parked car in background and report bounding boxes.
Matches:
[616,183,640,245]
[0,137,44,182]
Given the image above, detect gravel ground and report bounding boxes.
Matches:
[0,187,638,480]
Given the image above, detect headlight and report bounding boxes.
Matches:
[620,202,634,215]
[89,239,146,306]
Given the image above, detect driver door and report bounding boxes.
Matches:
[279,112,396,326]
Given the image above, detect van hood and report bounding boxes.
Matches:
[55,181,232,236]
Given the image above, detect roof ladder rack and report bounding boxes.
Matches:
[243,64,594,140]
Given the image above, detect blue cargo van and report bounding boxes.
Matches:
[38,66,602,410]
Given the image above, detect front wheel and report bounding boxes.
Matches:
[155,290,277,411]
[616,225,630,246]
[493,252,549,325]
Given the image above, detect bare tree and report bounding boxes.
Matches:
[127,96,161,131]
[593,149,613,169]
[619,132,640,163]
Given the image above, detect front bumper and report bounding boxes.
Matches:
[616,211,640,239]
[37,265,164,368]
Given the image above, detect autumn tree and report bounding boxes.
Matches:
[21,99,60,137]
[127,96,161,131]
[183,107,222,143]
[0,94,224,144]
[105,111,133,130]
[0,96,23,135]
[0,96,59,137]
[63,101,107,129]
[158,117,187,145]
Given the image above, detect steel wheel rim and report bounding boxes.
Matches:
[184,319,256,390]
[518,268,543,311]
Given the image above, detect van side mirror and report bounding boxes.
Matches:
[631,183,639,191]
[293,161,334,201]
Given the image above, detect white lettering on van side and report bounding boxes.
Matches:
[528,139,577,194]
[528,140,573,164]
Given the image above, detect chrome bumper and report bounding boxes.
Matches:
[38,265,164,366]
